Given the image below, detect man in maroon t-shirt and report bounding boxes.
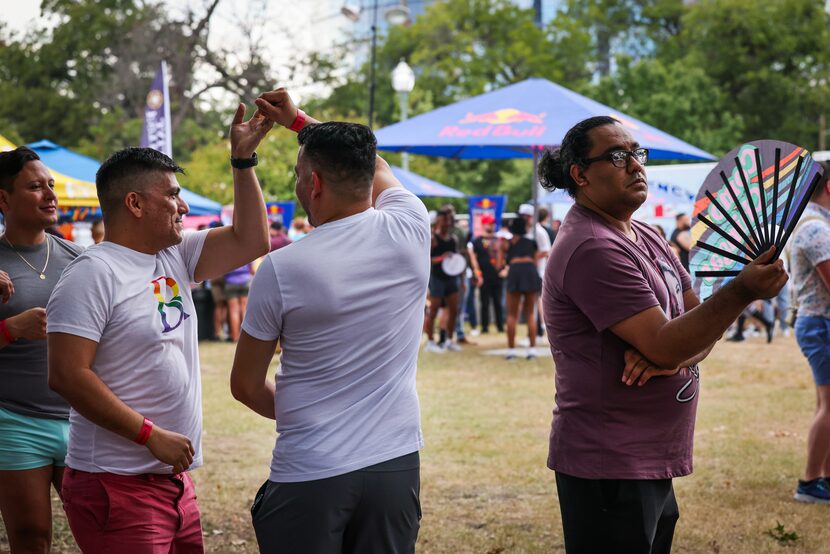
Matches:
[269,220,292,252]
[537,116,788,553]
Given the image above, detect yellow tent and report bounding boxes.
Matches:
[0,134,99,207]
[0,134,15,152]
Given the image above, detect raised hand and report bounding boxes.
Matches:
[254,88,299,129]
[229,103,274,160]
[145,425,195,474]
[7,307,47,340]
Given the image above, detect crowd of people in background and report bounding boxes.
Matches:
[423,203,791,359]
[423,203,556,358]
[188,220,292,343]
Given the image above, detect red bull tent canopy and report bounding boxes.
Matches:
[374,78,715,162]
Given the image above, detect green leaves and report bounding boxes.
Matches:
[3,0,830,208]
[594,57,745,155]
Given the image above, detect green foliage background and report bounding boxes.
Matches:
[3,0,830,212]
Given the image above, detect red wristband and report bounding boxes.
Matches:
[0,319,14,343]
[289,109,306,132]
[134,417,154,445]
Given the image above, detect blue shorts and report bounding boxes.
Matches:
[795,316,830,386]
[0,406,69,470]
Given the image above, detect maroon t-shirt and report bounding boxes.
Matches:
[543,204,698,480]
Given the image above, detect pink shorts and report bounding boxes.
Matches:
[61,467,204,553]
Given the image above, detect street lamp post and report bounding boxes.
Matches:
[342,1,411,128]
[391,59,415,171]
[368,0,379,129]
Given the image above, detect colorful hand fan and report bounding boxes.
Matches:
[689,140,824,299]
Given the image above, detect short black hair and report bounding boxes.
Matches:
[270,220,283,231]
[96,147,184,220]
[0,146,41,193]
[675,212,688,220]
[509,217,527,236]
[297,122,376,200]
[537,116,620,198]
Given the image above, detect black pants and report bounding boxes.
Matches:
[252,452,420,554]
[479,278,504,332]
[555,472,679,554]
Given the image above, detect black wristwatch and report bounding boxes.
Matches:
[230,152,258,169]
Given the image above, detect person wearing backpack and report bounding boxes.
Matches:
[789,161,830,504]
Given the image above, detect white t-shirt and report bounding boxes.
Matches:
[528,222,551,277]
[242,188,430,483]
[47,231,208,475]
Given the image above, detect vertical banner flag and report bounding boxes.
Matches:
[265,201,295,226]
[468,195,506,237]
[140,61,173,156]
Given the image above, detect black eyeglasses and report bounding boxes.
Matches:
[583,148,649,169]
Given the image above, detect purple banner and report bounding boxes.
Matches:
[140,61,172,156]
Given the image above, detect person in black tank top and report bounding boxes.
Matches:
[423,209,460,352]
[431,233,456,280]
[501,217,542,360]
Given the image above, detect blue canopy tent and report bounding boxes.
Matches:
[390,165,464,198]
[27,140,222,216]
[374,78,715,161]
[374,77,716,211]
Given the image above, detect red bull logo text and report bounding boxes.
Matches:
[440,108,546,139]
[459,109,546,125]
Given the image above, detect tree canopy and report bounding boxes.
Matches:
[3,0,829,211]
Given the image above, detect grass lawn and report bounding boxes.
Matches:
[4,329,830,552]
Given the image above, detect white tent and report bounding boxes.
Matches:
[647,162,716,203]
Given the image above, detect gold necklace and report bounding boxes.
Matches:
[3,234,50,280]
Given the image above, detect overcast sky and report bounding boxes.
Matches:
[0,0,40,30]
[0,1,350,104]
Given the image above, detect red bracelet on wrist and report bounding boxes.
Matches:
[0,319,14,343]
[289,109,307,132]
[134,417,154,445]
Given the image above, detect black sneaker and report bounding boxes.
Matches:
[726,334,745,342]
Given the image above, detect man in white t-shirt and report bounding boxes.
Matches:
[46,104,273,551]
[230,89,430,553]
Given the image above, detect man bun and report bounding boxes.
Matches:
[538,148,568,192]
[537,115,620,200]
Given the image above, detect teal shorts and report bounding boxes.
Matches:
[0,406,69,470]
